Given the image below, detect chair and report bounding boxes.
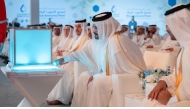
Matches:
[110,73,144,107]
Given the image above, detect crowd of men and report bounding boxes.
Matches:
[0,3,190,107]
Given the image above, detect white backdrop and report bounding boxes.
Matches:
[5,0,30,27]
[5,0,190,35]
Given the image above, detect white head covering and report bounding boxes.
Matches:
[91,12,147,72]
[70,19,87,51]
[164,3,190,102]
[53,24,63,37]
[165,4,190,47]
[56,25,73,50]
[149,25,160,36]
[91,13,120,48]
[37,23,47,29]
[137,25,145,34]
[48,21,56,26]
[121,25,132,39]
[149,25,161,44]
[86,23,92,40]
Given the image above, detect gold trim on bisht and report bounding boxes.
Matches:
[72,35,88,52]
[106,47,110,76]
[175,50,183,102]
[60,34,87,67]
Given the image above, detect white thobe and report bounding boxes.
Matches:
[161,37,180,52]
[1,32,9,56]
[52,35,61,49]
[140,38,157,47]
[52,38,73,61]
[70,34,146,107]
[122,31,133,39]
[162,33,170,41]
[47,38,89,105]
[152,34,161,45]
[141,44,190,107]
[132,34,145,47]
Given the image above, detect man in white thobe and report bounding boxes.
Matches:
[141,25,161,48]
[52,24,62,49]
[55,19,88,57]
[52,25,73,61]
[162,25,170,41]
[48,21,56,30]
[141,3,190,107]
[54,12,147,107]
[47,19,88,105]
[161,25,180,52]
[72,12,147,107]
[132,26,146,47]
[120,25,133,39]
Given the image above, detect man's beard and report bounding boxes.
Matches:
[94,32,99,40]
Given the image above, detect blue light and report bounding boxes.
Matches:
[12,65,58,71]
[15,30,52,65]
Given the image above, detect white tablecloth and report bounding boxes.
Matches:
[143,50,179,70]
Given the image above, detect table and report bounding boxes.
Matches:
[1,67,64,107]
[143,49,179,70]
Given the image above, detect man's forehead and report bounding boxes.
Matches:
[75,23,81,26]
[138,27,144,30]
[122,26,127,28]
[64,26,70,29]
[54,27,60,30]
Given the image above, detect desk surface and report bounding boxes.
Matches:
[1,67,65,107]
[143,50,179,70]
[140,47,180,57]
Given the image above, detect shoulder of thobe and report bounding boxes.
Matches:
[109,34,126,53]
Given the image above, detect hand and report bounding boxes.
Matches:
[87,76,93,89]
[157,89,172,105]
[144,35,149,40]
[146,45,153,48]
[56,50,64,56]
[164,48,174,52]
[148,80,167,100]
[145,33,153,40]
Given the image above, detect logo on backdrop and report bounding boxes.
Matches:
[20,4,26,12]
[111,5,120,18]
[111,5,116,13]
[17,4,30,25]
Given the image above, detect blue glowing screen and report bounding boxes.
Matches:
[15,30,52,65]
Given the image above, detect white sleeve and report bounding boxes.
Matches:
[160,72,176,89]
[173,47,181,52]
[140,38,149,46]
[63,53,79,63]
[167,95,178,106]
